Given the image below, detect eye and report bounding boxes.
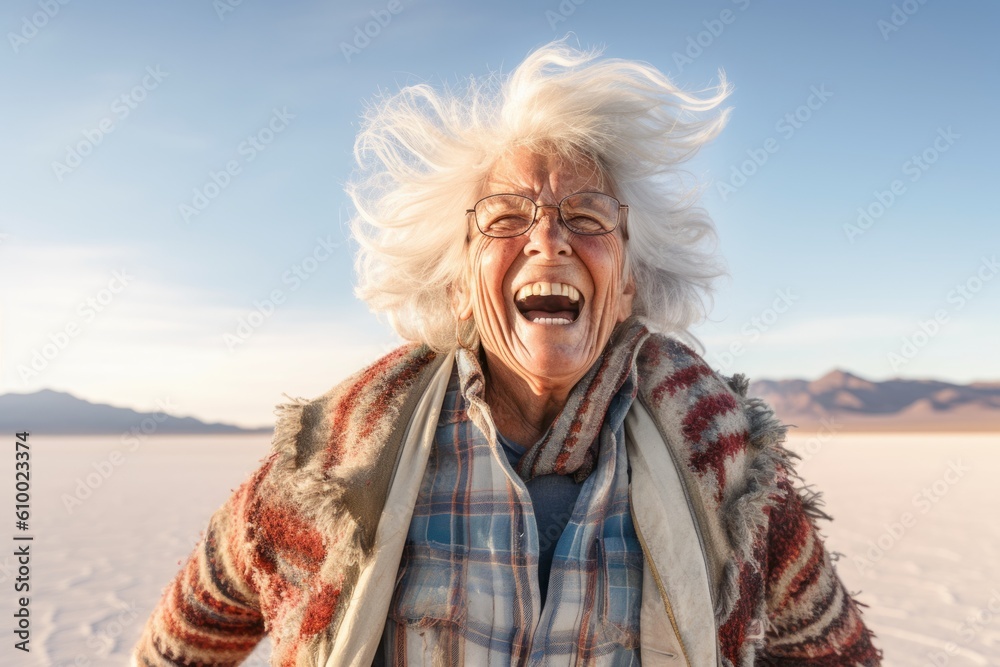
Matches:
[565,215,607,234]
[561,192,619,234]
[475,194,535,237]
[485,214,532,235]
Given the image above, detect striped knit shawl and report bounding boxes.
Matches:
[514,319,649,482]
[136,326,882,666]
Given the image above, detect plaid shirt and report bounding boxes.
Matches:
[384,347,643,666]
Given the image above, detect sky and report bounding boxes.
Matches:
[1,0,998,428]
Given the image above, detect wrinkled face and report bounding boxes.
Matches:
[456,147,634,395]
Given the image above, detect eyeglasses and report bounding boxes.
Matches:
[466,192,629,240]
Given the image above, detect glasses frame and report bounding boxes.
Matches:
[466,191,629,241]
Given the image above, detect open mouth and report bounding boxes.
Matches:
[514,281,583,325]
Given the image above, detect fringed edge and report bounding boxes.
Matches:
[270,392,354,516]
[714,372,798,634]
[845,588,886,666]
[716,374,822,667]
[715,559,741,622]
[719,374,884,666]
[246,398,376,662]
[271,394,309,461]
[731,374,839,529]
[265,393,374,576]
[262,346,442,577]
[797,483,834,523]
[725,375,837,526]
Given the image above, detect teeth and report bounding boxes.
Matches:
[531,317,572,325]
[515,282,581,302]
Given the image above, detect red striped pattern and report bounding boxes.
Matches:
[637,335,880,665]
[325,345,434,471]
[651,359,713,404]
[298,581,345,638]
[133,337,882,666]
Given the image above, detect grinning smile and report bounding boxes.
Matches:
[513,281,583,325]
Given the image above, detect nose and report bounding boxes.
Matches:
[524,205,572,257]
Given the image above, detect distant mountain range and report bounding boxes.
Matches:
[0,389,271,436]
[749,370,1000,433]
[2,372,998,436]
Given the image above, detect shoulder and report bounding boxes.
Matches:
[634,332,802,630]
[270,342,442,472]
[634,331,792,507]
[234,343,445,560]
[635,332,747,434]
[202,344,445,655]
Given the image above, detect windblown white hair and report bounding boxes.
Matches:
[348,40,730,352]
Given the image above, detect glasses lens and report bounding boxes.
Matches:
[561,193,619,235]
[475,194,535,237]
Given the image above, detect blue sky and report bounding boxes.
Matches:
[2,0,997,427]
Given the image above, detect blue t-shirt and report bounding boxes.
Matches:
[495,433,585,606]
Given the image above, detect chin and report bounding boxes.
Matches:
[514,323,598,381]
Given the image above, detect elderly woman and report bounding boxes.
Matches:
[134,44,881,666]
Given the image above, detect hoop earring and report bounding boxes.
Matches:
[456,319,478,352]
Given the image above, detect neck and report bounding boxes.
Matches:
[481,351,575,446]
